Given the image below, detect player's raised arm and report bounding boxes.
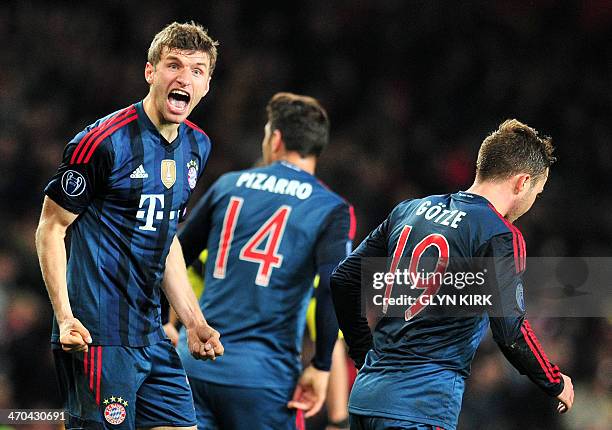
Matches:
[162,236,223,360]
[483,232,573,412]
[36,197,92,352]
[331,216,389,369]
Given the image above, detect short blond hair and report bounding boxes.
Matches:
[147,21,219,75]
[476,119,556,181]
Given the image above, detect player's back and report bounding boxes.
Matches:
[349,191,513,430]
[179,160,351,388]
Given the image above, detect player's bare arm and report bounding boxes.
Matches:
[162,236,223,360]
[35,196,92,352]
[288,365,330,418]
[163,307,180,347]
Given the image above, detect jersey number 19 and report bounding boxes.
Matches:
[384,225,450,320]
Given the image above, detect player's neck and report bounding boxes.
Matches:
[466,181,512,219]
[142,95,180,142]
[155,122,180,142]
[278,153,316,175]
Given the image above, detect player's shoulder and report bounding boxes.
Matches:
[78,104,138,139]
[258,162,349,207]
[183,118,211,145]
[212,161,352,208]
[388,193,450,220]
[312,177,351,208]
[450,191,520,240]
[183,118,209,137]
[67,104,138,165]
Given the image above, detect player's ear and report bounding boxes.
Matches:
[202,76,211,97]
[514,173,530,194]
[145,62,154,85]
[271,130,283,154]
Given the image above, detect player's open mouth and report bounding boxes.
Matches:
[167,90,190,114]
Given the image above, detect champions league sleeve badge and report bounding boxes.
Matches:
[187,160,198,190]
[516,282,525,312]
[61,170,87,197]
[102,395,128,425]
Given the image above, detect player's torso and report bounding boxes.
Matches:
[371,192,503,364]
[65,103,210,346]
[181,162,343,388]
[98,121,201,268]
[204,162,340,340]
[350,192,503,429]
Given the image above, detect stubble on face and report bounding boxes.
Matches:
[146,48,211,126]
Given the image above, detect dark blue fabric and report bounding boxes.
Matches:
[178,161,352,388]
[45,101,211,346]
[53,340,196,429]
[350,414,442,430]
[332,191,562,430]
[189,377,298,430]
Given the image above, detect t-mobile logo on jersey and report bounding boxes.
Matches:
[136,194,182,231]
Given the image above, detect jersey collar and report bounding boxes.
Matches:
[453,191,491,205]
[135,100,184,151]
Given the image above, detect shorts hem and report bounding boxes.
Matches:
[136,421,197,428]
[348,406,454,430]
[50,335,167,348]
[186,375,295,390]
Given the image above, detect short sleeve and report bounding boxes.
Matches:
[44,131,114,214]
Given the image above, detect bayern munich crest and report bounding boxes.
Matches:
[187,160,198,189]
[103,396,128,425]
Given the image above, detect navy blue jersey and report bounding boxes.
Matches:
[44,101,211,346]
[331,191,563,430]
[177,161,355,388]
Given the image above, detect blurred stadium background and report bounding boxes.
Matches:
[0,1,610,429]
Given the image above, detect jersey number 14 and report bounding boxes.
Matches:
[213,196,291,287]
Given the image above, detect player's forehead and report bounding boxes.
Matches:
[159,47,210,67]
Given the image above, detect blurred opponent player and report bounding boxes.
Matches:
[35,22,223,429]
[331,120,574,430]
[174,92,356,429]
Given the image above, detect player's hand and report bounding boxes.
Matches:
[556,373,574,414]
[186,322,224,361]
[287,365,330,418]
[58,317,92,353]
[163,323,180,347]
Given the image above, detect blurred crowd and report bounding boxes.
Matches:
[0,1,610,429]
